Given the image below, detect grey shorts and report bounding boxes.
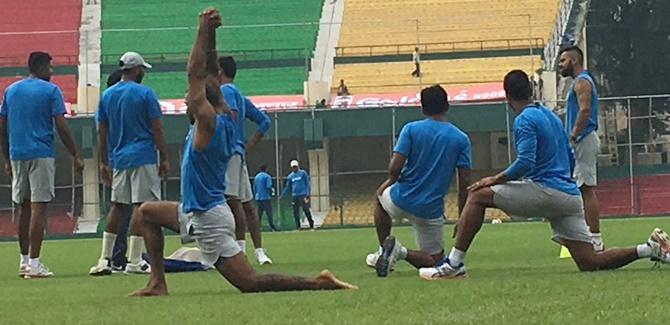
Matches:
[379,186,445,255]
[225,154,253,203]
[491,180,591,244]
[178,203,241,267]
[11,158,55,204]
[111,164,161,205]
[574,131,599,187]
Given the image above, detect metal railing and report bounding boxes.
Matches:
[336,38,545,57]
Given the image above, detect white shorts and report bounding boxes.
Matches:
[11,158,55,203]
[225,154,253,203]
[378,186,445,255]
[573,131,599,187]
[111,164,161,205]
[178,203,241,267]
[491,180,592,244]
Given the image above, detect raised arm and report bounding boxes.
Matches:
[187,8,221,151]
[244,97,270,151]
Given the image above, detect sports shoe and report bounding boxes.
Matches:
[418,257,467,280]
[111,264,125,273]
[19,263,29,278]
[648,228,670,264]
[125,260,151,274]
[24,263,54,279]
[366,249,380,268]
[89,258,112,276]
[255,249,273,265]
[375,236,403,277]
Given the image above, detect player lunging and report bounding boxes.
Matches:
[129,8,356,296]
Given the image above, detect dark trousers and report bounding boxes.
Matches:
[257,200,278,231]
[411,62,421,77]
[292,196,314,229]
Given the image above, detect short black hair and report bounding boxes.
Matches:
[28,51,52,74]
[420,85,449,116]
[260,164,268,172]
[503,70,532,101]
[106,69,123,87]
[559,45,584,64]
[218,56,237,79]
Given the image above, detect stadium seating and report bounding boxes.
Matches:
[104,67,307,99]
[101,0,324,97]
[332,55,542,94]
[338,0,560,54]
[0,0,81,102]
[0,75,78,103]
[332,0,559,95]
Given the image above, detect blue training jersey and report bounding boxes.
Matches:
[565,70,599,142]
[504,103,580,195]
[181,115,236,213]
[0,78,67,160]
[391,119,472,219]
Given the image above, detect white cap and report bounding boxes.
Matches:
[290,160,299,167]
[119,51,152,70]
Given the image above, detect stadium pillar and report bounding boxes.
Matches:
[307,144,330,213]
[81,149,100,226]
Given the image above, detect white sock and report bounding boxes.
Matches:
[29,257,40,270]
[21,254,29,265]
[255,248,265,255]
[101,232,117,260]
[128,236,144,265]
[237,240,246,255]
[637,243,652,258]
[398,245,408,260]
[448,247,466,266]
[592,232,602,242]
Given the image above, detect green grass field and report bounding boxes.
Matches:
[1,218,669,324]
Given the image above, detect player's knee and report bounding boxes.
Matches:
[572,254,599,272]
[233,275,261,293]
[467,189,489,206]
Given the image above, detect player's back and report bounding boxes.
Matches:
[392,119,471,219]
[97,81,161,169]
[517,105,578,195]
[1,78,65,160]
[181,114,236,213]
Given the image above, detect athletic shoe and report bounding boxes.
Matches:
[24,263,54,279]
[255,249,273,265]
[125,260,151,274]
[89,258,112,276]
[19,263,29,278]
[366,249,380,268]
[418,257,467,280]
[648,228,670,264]
[111,264,125,274]
[375,235,402,277]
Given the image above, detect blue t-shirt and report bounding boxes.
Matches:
[0,78,67,160]
[390,119,472,219]
[221,84,270,157]
[566,71,599,142]
[504,104,580,196]
[282,169,311,198]
[96,81,162,170]
[253,171,273,201]
[181,115,236,213]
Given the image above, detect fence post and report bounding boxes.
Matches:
[627,98,634,215]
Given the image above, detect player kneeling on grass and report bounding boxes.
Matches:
[129,9,356,296]
[418,70,670,280]
[366,85,472,277]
